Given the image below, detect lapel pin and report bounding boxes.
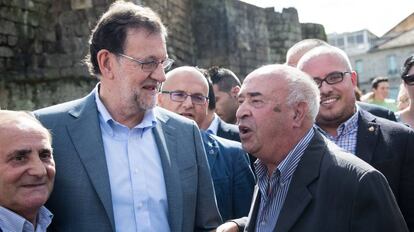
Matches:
[368,126,375,132]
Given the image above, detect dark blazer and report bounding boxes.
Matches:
[355,109,414,230]
[201,132,255,221]
[34,91,222,232]
[216,117,241,142]
[357,101,397,121]
[235,131,408,232]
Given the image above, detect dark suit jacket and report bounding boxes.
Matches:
[234,131,408,232]
[34,91,222,232]
[355,109,414,230]
[357,101,397,121]
[216,117,241,142]
[201,132,255,221]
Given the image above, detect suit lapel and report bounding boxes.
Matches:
[203,133,219,171]
[355,110,380,163]
[245,186,261,231]
[66,93,115,231]
[275,132,324,232]
[153,110,183,232]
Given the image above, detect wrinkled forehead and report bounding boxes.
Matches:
[164,69,208,91]
[240,73,279,97]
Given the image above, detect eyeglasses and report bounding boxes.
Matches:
[313,71,351,88]
[403,74,414,85]
[117,53,174,72]
[161,91,209,105]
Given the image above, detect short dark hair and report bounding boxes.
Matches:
[402,55,414,78]
[208,66,241,92]
[197,68,216,110]
[86,1,167,76]
[371,77,389,89]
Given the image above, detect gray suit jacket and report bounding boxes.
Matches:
[34,91,222,232]
[235,131,408,232]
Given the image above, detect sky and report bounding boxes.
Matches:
[239,0,414,37]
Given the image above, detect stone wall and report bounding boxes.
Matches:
[0,0,326,110]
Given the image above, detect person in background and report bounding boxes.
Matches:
[199,68,241,142]
[157,66,255,221]
[209,66,241,125]
[217,64,408,232]
[34,1,221,231]
[0,110,55,232]
[363,77,397,111]
[285,38,328,67]
[286,38,396,121]
[297,45,414,230]
[396,56,414,127]
[396,83,410,112]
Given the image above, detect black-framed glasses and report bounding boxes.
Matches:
[313,71,351,88]
[161,90,209,105]
[117,53,174,72]
[403,74,414,85]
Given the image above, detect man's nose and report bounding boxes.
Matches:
[27,156,47,177]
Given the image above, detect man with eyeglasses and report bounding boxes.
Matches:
[157,66,255,222]
[297,45,414,230]
[33,1,221,231]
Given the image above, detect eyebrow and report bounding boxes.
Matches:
[246,92,263,97]
[6,149,31,159]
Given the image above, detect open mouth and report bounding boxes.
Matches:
[180,112,194,118]
[320,96,339,106]
[239,125,251,135]
[143,85,157,91]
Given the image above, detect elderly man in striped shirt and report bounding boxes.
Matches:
[217,64,407,232]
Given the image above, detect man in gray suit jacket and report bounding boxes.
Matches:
[34,1,221,231]
[217,65,407,231]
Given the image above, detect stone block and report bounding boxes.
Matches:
[71,0,92,10]
[0,20,17,36]
[0,46,13,57]
[8,35,18,46]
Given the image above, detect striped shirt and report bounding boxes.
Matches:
[0,206,53,232]
[315,105,359,154]
[254,128,314,232]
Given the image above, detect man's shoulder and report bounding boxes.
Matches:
[359,109,413,134]
[154,107,198,128]
[316,133,376,175]
[357,101,396,121]
[34,93,93,118]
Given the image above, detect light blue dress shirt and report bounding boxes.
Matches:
[0,206,53,232]
[206,113,220,135]
[95,87,170,232]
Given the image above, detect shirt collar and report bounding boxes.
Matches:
[255,128,315,184]
[315,104,359,138]
[206,113,220,135]
[0,206,53,232]
[94,84,157,135]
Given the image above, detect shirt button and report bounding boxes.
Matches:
[137,203,143,209]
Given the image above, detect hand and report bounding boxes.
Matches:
[216,221,239,232]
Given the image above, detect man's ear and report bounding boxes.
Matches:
[351,71,358,87]
[231,86,240,97]
[97,49,115,79]
[292,102,307,128]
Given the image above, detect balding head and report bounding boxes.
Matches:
[286,39,329,67]
[158,66,209,126]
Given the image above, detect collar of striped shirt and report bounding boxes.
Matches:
[255,127,315,195]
